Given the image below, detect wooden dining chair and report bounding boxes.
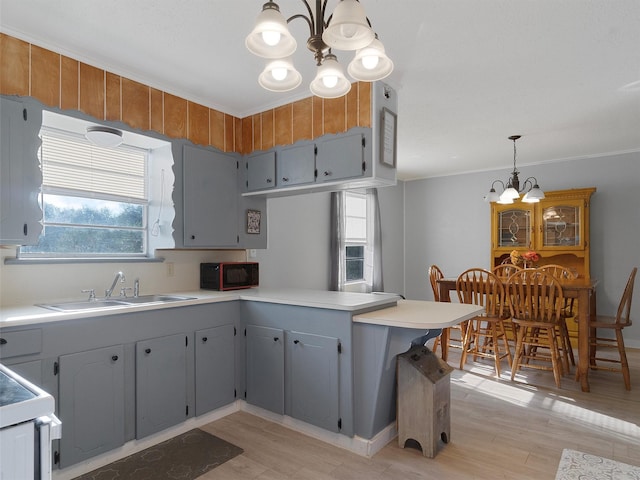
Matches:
[588,267,636,390]
[506,269,566,388]
[429,265,465,359]
[457,268,512,377]
[536,265,578,368]
[492,263,522,278]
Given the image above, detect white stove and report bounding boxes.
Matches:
[0,363,61,479]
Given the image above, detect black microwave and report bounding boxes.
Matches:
[200,262,259,291]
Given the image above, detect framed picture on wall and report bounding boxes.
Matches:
[380,107,397,167]
[247,209,261,234]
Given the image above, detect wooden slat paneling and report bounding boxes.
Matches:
[163,92,187,139]
[224,114,234,153]
[358,82,372,128]
[274,104,292,146]
[242,116,253,155]
[261,110,274,150]
[30,45,59,107]
[79,62,104,120]
[60,56,79,111]
[0,34,29,96]
[122,78,150,130]
[210,109,225,151]
[105,72,121,122]
[235,116,243,154]
[312,96,323,138]
[252,113,262,151]
[188,101,209,146]
[292,98,313,143]
[346,85,358,130]
[150,87,163,134]
[324,96,346,135]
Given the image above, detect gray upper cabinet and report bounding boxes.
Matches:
[136,334,188,439]
[246,324,284,414]
[0,96,43,245]
[58,345,125,468]
[287,331,340,433]
[277,142,316,187]
[182,144,239,247]
[246,151,276,191]
[316,131,365,183]
[195,325,235,416]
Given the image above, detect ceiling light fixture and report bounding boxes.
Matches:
[485,135,545,204]
[246,0,393,99]
[85,126,123,148]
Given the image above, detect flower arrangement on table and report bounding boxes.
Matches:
[510,249,540,268]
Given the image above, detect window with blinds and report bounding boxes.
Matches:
[344,191,367,282]
[20,128,150,258]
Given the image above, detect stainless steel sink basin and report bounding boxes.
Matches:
[37,295,196,312]
[38,300,130,312]
[118,295,196,304]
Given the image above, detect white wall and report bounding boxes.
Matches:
[404,151,640,347]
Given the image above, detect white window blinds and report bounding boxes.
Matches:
[40,130,147,201]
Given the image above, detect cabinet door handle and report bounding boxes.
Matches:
[0,338,7,345]
[282,177,289,182]
[202,336,208,343]
[323,171,332,176]
[293,339,300,344]
[145,348,151,354]
[266,178,273,183]
[191,235,196,240]
[273,337,279,342]
[111,355,119,362]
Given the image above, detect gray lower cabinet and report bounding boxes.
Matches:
[195,325,235,416]
[287,331,340,433]
[136,333,188,439]
[245,324,284,414]
[58,345,125,468]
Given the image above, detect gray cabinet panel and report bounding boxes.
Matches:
[287,331,340,432]
[58,345,125,468]
[183,144,238,247]
[316,132,364,182]
[0,96,43,244]
[246,151,276,191]
[246,324,284,414]
[136,334,187,439]
[195,324,235,416]
[277,143,316,187]
[5,360,42,386]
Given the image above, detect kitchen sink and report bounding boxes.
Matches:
[118,294,196,304]
[37,295,196,312]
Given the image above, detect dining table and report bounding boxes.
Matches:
[436,275,598,392]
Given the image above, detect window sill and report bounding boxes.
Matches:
[5,257,165,265]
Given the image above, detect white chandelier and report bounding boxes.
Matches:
[245,0,393,99]
[485,135,545,204]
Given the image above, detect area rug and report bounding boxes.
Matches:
[555,448,640,480]
[73,428,243,480]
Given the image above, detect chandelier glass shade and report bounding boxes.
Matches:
[246,0,393,99]
[485,135,545,204]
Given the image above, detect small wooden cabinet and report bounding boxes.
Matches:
[491,187,596,278]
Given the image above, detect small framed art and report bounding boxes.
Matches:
[247,209,261,234]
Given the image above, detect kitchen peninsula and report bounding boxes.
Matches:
[0,289,481,477]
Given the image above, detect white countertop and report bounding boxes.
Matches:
[352,299,483,329]
[0,288,401,328]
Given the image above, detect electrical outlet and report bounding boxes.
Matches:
[166,262,175,277]
[249,249,257,258]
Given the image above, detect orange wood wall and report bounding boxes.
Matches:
[0,33,371,155]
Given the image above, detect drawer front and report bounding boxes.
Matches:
[0,329,42,358]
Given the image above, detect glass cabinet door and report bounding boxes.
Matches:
[539,201,583,248]
[497,207,532,248]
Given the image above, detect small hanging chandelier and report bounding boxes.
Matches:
[485,135,545,204]
[245,0,393,99]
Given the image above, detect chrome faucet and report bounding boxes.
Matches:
[105,271,125,298]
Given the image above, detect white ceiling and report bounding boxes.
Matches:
[2,0,639,181]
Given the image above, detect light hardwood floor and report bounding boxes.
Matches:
[199,347,640,479]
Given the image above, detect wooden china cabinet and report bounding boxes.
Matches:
[491,187,596,279]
